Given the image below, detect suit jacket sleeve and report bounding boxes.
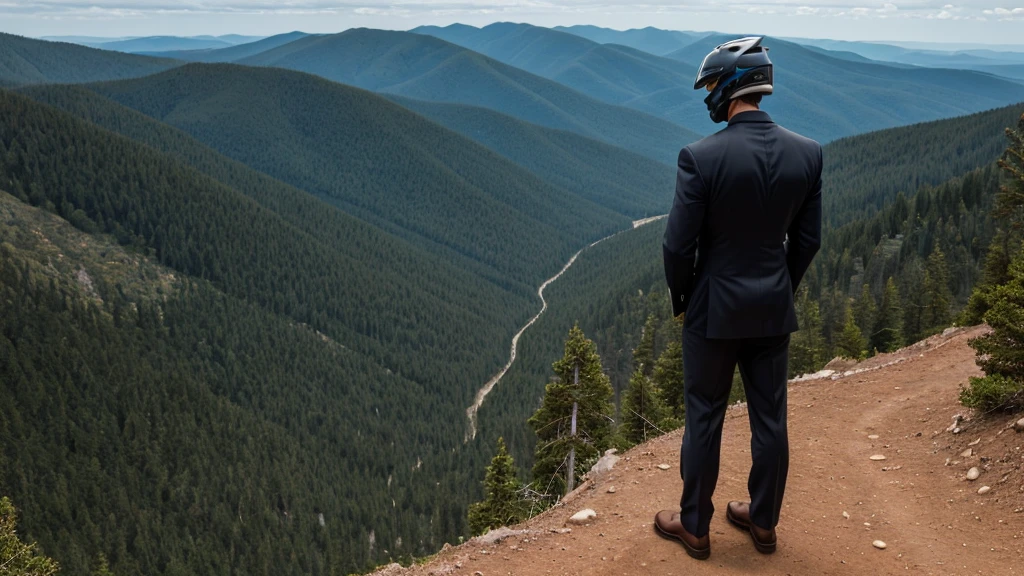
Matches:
[786,144,823,292]
[663,147,707,317]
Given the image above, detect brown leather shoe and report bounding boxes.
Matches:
[653,510,711,560]
[726,501,777,554]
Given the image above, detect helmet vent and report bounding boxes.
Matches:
[728,46,741,52]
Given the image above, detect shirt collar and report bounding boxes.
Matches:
[728,110,773,126]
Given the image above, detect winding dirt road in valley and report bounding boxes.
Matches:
[464,216,668,441]
[400,326,1024,575]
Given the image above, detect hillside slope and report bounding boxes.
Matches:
[0,32,179,87]
[88,63,628,287]
[0,86,556,573]
[387,326,1024,576]
[388,96,674,218]
[236,28,699,164]
[822,102,1024,225]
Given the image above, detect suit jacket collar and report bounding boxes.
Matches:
[728,110,773,126]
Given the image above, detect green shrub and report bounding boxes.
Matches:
[960,374,1024,412]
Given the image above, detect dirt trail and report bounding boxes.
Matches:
[400,326,1024,575]
[464,216,667,441]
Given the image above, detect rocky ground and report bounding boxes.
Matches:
[377,326,1024,576]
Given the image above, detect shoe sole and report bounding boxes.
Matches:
[726,508,777,555]
[653,522,711,560]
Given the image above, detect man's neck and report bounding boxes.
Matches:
[727,100,759,121]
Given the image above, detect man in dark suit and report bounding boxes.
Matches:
[653,36,822,560]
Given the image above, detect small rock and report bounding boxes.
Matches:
[960,448,973,458]
[868,435,879,440]
[953,427,962,434]
[842,511,850,519]
[567,509,597,525]
[1014,418,1024,433]
[607,486,617,493]
[656,464,671,471]
[978,486,991,495]
[869,454,887,461]
[551,528,572,534]
[589,449,621,476]
[968,438,981,446]
[967,467,981,481]
[474,572,484,576]
[873,540,887,550]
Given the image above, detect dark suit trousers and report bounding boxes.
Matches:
[679,326,790,537]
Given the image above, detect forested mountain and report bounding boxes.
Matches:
[412,23,698,107]
[88,64,629,288]
[822,102,1024,226]
[553,25,702,56]
[143,31,311,62]
[662,34,1024,142]
[0,87,563,573]
[388,96,674,218]
[0,32,179,87]
[408,24,1024,143]
[236,28,699,163]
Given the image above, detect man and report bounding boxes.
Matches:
[654,36,822,560]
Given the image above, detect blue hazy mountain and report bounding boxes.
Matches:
[411,24,1024,142]
[554,25,703,55]
[237,28,700,163]
[142,31,312,62]
[0,32,180,87]
[658,34,1024,142]
[413,22,698,106]
[90,36,236,53]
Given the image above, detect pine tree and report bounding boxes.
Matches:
[962,244,1024,411]
[0,496,59,576]
[528,324,615,499]
[835,300,867,359]
[633,314,658,377]
[620,369,668,446]
[964,113,1024,323]
[467,438,528,535]
[790,287,825,377]
[871,277,904,353]
[853,283,877,345]
[922,245,953,334]
[653,336,684,419]
[92,554,115,576]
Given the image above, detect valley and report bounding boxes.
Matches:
[1,17,1024,576]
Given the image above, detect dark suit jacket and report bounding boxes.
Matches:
[663,110,822,339]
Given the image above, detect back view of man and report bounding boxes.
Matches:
[654,37,822,560]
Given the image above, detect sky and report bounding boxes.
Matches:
[3,1,1024,45]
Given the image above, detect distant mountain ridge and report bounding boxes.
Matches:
[412,22,698,107]
[235,28,699,163]
[0,32,179,87]
[140,32,312,62]
[553,25,703,56]
[409,24,1024,143]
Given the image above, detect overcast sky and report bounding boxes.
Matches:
[3,1,1023,45]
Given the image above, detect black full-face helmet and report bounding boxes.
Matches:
[694,36,773,123]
